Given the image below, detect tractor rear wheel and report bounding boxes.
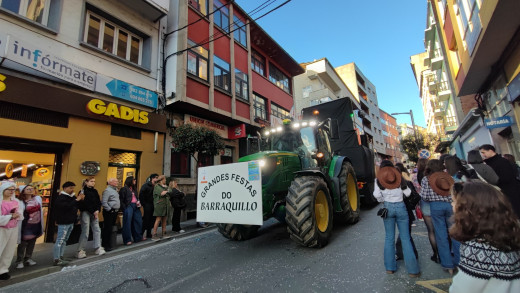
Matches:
[217,223,260,241]
[336,162,360,224]
[286,176,333,248]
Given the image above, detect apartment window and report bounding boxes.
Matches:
[269,64,291,93]
[213,0,229,32]
[271,103,290,120]
[455,0,482,55]
[214,55,230,92]
[235,68,249,100]
[251,50,265,76]
[253,94,267,120]
[0,0,62,30]
[310,97,332,106]
[84,11,143,65]
[302,86,312,98]
[170,151,190,177]
[187,39,208,80]
[233,15,247,47]
[189,0,208,15]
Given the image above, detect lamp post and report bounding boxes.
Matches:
[391,109,419,149]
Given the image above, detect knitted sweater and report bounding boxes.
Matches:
[450,239,520,293]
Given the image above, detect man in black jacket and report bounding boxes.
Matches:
[52,182,84,266]
[480,144,520,219]
[139,173,158,240]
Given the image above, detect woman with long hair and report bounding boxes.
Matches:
[152,175,169,240]
[15,185,44,268]
[77,177,104,258]
[449,182,520,292]
[420,159,458,274]
[444,155,472,182]
[119,176,142,245]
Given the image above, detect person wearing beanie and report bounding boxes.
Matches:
[0,181,24,281]
[15,185,44,269]
[52,181,84,266]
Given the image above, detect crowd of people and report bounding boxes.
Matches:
[0,174,187,281]
[374,144,520,292]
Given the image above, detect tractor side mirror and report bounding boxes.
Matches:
[328,119,339,139]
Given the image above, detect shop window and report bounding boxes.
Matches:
[187,39,208,81]
[213,0,229,32]
[233,15,247,47]
[235,68,248,100]
[198,153,214,167]
[83,6,151,69]
[271,103,290,120]
[220,147,233,164]
[251,50,265,76]
[170,151,190,177]
[0,0,61,30]
[214,55,230,92]
[269,64,291,93]
[111,124,141,139]
[0,101,68,128]
[108,150,140,187]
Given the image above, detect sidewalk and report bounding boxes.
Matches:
[0,219,215,288]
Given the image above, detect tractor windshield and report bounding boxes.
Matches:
[264,126,317,153]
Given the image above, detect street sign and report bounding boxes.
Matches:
[197,161,263,225]
[418,149,431,159]
[96,74,158,108]
[484,116,513,129]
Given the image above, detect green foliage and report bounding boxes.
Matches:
[401,130,440,162]
[170,124,225,162]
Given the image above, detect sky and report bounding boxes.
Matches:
[235,0,428,127]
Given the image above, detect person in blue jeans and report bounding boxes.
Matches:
[420,159,458,275]
[52,181,84,266]
[119,176,143,245]
[374,160,420,278]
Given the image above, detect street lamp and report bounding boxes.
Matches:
[391,109,419,146]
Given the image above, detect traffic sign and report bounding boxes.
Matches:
[418,149,430,159]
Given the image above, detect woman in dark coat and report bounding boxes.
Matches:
[119,176,142,245]
[168,178,186,233]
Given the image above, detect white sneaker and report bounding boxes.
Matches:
[16,262,24,269]
[77,250,87,259]
[179,230,185,233]
[24,259,37,266]
[94,247,106,256]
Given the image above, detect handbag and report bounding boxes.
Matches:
[415,205,423,220]
[377,207,388,219]
[404,181,421,210]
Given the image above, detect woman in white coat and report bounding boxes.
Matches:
[0,181,23,281]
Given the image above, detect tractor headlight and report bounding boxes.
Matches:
[260,157,278,182]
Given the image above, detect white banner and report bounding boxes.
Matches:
[0,33,96,90]
[197,161,262,225]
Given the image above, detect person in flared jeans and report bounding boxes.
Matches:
[122,203,143,244]
[430,201,460,270]
[383,202,420,275]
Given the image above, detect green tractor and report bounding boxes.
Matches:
[217,116,361,248]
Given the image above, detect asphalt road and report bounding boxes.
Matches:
[2,205,453,293]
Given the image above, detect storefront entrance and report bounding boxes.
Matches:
[0,136,68,242]
[107,149,140,188]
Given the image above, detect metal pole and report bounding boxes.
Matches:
[409,109,419,147]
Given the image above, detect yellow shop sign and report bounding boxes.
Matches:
[87,98,149,124]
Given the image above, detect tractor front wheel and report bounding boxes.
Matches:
[217,223,260,241]
[286,176,333,248]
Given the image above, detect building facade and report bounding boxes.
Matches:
[0,0,169,242]
[163,0,302,196]
[422,0,520,160]
[293,58,362,130]
[335,63,385,161]
[379,111,403,163]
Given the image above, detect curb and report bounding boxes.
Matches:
[0,225,217,288]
